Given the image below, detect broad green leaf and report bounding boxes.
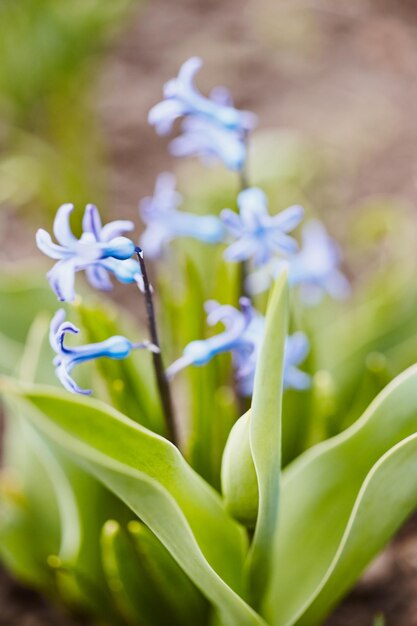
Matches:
[0,381,266,626]
[264,364,417,626]
[246,273,288,606]
[1,314,128,619]
[101,519,208,626]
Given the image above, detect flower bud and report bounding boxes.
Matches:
[221,412,258,528]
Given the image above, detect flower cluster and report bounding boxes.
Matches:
[37,56,350,401]
[37,203,142,301]
[167,298,310,395]
[37,205,156,394]
[148,57,257,171]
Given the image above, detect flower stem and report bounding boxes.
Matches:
[238,139,250,298]
[135,247,178,445]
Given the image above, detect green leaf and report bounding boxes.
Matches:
[246,272,288,606]
[0,381,266,626]
[263,364,417,626]
[101,519,208,626]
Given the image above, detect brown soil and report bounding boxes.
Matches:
[3,0,417,624]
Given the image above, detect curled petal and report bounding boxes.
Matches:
[55,361,92,395]
[53,203,76,246]
[148,100,186,135]
[49,309,66,352]
[36,229,67,260]
[100,220,135,242]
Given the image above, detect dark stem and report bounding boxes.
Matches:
[135,247,178,445]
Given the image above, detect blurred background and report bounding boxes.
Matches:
[1,0,417,624]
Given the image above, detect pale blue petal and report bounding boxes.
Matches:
[53,203,76,246]
[271,204,304,232]
[56,361,91,395]
[82,204,102,239]
[148,100,186,135]
[220,209,243,237]
[100,220,135,242]
[36,229,67,260]
[140,224,169,259]
[224,236,259,262]
[284,367,311,391]
[238,188,269,229]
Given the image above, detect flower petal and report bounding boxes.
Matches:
[82,204,102,239]
[36,229,66,259]
[100,220,135,242]
[53,203,76,246]
[271,204,304,232]
[47,259,76,302]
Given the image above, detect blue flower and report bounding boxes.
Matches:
[139,173,225,259]
[36,203,138,301]
[167,297,310,395]
[166,297,255,379]
[221,188,304,266]
[246,220,350,304]
[148,57,257,136]
[50,309,156,395]
[169,116,247,171]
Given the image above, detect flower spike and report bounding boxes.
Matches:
[50,309,156,395]
[37,204,139,301]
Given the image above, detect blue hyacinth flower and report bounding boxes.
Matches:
[148,57,257,136]
[139,173,225,259]
[167,297,310,395]
[36,203,138,301]
[221,188,304,267]
[166,297,255,379]
[246,220,350,304]
[50,309,156,395]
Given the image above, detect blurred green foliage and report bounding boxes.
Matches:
[0,0,140,214]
